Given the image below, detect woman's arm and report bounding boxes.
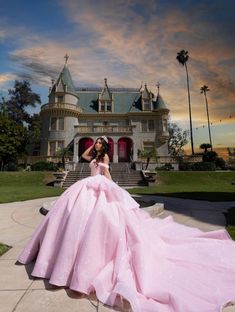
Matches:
[81,144,94,161]
[103,154,112,180]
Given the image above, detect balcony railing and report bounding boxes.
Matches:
[75,125,133,134]
[41,103,82,114]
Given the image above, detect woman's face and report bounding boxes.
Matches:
[95,139,103,152]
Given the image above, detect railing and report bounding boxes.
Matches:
[136,155,203,164]
[41,103,82,113]
[75,125,133,134]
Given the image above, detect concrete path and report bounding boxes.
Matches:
[1,196,235,312]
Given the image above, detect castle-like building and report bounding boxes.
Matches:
[40,61,170,163]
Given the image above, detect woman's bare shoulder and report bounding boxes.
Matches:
[103,153,110,164]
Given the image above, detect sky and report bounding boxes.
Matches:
[0,0,234,151]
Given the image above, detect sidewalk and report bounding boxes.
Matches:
[0,196,235,312]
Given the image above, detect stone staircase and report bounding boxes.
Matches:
[62,162,148,188]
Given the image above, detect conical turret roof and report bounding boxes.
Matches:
[57,65,76,94]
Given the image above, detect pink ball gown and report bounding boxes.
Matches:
[18,159,235,312]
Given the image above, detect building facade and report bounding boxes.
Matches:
[40,63,170,163]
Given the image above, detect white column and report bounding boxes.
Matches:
[133,142,138,162]
[113,141,118,163]
[73,136,79,162]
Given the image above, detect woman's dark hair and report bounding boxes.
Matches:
[91,137,110,162]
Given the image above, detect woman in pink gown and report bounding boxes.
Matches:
[18,136,235,312]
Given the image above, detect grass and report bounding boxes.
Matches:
[224,207,235,240]
[0,171,64,203]
[129,171,235,201]
[0,242,12,256]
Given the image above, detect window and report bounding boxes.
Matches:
[57,95,64,103]
[141,120,154,132]
[141,120,148,132]
[58,117,64,130]
[106,101,112,111]
[99,100,112,112]
[57,141,64,151]
[163,119,168,132]
[50,117,57,130]
[100,101,105,112]
[143,141,155,151]
[50,117,65,131]
[49,142,56,156]
[148,120,155,131]
[143,99,151,111]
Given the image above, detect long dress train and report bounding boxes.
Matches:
[18,159,235,312]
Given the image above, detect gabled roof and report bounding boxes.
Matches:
[99,78,112,101]
[141,84,151,99]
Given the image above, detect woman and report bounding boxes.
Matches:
[18,136,235,312]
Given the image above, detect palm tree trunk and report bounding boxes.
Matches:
[204,93,213,150]
[185,63,194,155]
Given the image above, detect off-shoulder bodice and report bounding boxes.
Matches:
[89,159,109,176]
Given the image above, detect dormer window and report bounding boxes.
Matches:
[106,101,112,111]
[143,99,151,111]
[100,101,105,112]
[99,78,113,112]
[99,100,112,112]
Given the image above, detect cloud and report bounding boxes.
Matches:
[1,0,234,133]
[0,73,17,92]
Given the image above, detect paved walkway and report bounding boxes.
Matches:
[1,196,235,312]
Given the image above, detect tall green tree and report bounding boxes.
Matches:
[168,123,189,157]
[4,80,41,125]
[200,85,213,150]
[0,114,28,170]
[176,50,194,155]
[26,113,42,155]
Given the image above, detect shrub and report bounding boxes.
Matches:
[202,151,218,162]
[215,157,226,170]
[179,162,216,171]
[191,162,216,171]
[156,164,174,171]
[31,161,57,171]
[179,162,192,171]
[4,162,18,171]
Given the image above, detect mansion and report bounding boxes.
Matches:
[40,62,170,163]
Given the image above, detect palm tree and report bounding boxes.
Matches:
[176,50,194,155]
[200,85,213,150]
[138,148,158,170]
[56,147,73,170]
[200,143,212,153]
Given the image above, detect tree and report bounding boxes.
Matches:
[138,148,158,170]
[26,113,42,155]
[0,96,8,116]
[0,114,28,170]
[200,143,212,153]
[168,123,189,157]
[3,80,41,125]
[55,147,73,170]
[176,50,194,155]
[200,85,213,150]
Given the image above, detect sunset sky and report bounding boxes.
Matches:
[0,0,234,150]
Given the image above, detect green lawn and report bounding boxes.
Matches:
[129,171,235,201]
[0,171,235,251]
[0,172,64,203]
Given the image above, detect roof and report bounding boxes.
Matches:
[153,94,167,110]
[78,90,142,113]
